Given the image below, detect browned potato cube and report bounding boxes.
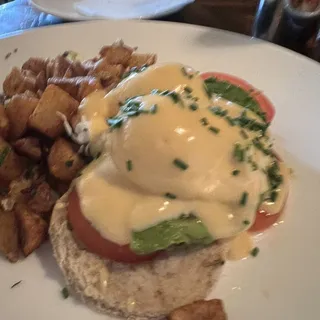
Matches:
[0,137,25,182]
[13,137,42,161]
[22,57,48,75]
[3,67,37,97]
[15,204,47,257]
[6,94,39,140]
[127,53,157,68]
[89,58,124,80]
[168,299,227,320]
[28,84,79,138]
[70,61,87,77]
[99,42,133,65]
[0,104,9,139]
[0,209,19,262]
[47,76,103,101]
[78,77,103,100]
[27,181,57,215]
[47,138,84,181]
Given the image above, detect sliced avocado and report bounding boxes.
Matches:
[130,215,214,255]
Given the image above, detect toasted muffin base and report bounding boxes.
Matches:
[49,194,227,320]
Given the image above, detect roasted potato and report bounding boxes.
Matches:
[0,208,19,262]
[15,204,47,257]
[27,181,57,215]
[127,53,157,68]
[0,104,9,139]
[47,76,103,101]
[88,58,124,80]
[6,94,39,140]
[13,137,42,161]
[0,137,25,182]
[3,67,37,97]
[168,299,227,320]
[22,57,48,76]
[99,42,133,65]
[28,84,79,138]
[47,138,84,181]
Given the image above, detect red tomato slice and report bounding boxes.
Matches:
[201,72,275,123]
[249,209,281,233]
[67,189,158,263]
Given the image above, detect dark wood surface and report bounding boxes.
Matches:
[0,0,319,60]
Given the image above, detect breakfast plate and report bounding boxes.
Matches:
[30,0,194,21]
[0,20,320,320]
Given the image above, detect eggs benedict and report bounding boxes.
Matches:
[49,63,289,319]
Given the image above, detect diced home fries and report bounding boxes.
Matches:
[0,40,157,262]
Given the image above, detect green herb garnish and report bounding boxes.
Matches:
[250,247,260,257]
[208,126,220,134]
[184,86,193,93]
[126,160,133,171]
[243,220,250,226]
[233,143,245,162]
[65,160,74,167]
[165,193,177,199]
[189,103,198,111]
[173,158,189,171]
[239,191,248,206]
[269,190,278,202]
[232,169,240,176]
[200,117,209,126]
[61,287,69,299]
[0,146,10,166]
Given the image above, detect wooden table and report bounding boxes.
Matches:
[0,0,319,60]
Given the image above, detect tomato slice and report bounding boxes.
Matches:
[200,72,275,123]
[67,189,158,263]
[249,209,281,233]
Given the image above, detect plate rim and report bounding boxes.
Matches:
[30,0,193,21]
[1,19,319,71]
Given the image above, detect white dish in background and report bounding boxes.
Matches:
[30,0,194,21]
[1,20,320,320]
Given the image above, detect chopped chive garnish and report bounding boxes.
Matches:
[193,97,199,102]
[243,220,250,226]
[108,118,123,129]
[173,158,189,171]
[240,129,249,139]
[189,103,198,111]
[250,247,260,257]
[167,91,180,104]
[225,116,235,126]
[233,144,245,162]
[232,169,240,176]
[208,126,220,134]
[239,191,248,206]
[165,192,177,199]
[65,160,74,167]
[126,160,133,171]
[61,287,69,299]
[270,190,278,202]
[0,146,10,166]
[150,104,158,114]
[184,86,193,93]
[181,67,193,79]
[210,106,228,117]
[200,117,209,126]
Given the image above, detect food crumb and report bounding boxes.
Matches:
[61,287,69,299]
[10,280,22,289]
[5,52,11,60]
[14,48,18,53]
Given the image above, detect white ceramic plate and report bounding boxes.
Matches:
[30,0,194,21]
[1,20,320,320]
